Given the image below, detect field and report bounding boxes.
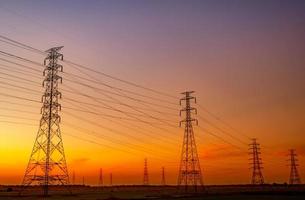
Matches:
[1,185,305,200]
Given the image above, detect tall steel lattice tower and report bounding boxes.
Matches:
[161,167,166,186]
[249,138,264,184]
[288,149,301,185]
[178,91,203,192]
[143,158,149,185]
[21,47,69,196]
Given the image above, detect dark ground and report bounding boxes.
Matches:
[0,184,305,199]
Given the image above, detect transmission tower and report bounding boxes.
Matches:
[21,46,69,196]
[249,138,264,184]
[72,171,75,185]
[161,167,166,186]
[143,158,149,185]
[110,173,113,186]
[99,168,103,186]
[288,149,301,185]
[177,91,203,192]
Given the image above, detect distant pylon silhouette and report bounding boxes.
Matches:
[288,149,301,185]
[110,173,113,186]
[72,171,75,185]
[20,47,69,196]
[143,158,149,185]
[99,168,103,186]
[177,91,203,192]
[249,138,264,184]
[161,167,166,186]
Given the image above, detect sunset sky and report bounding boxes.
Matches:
[0,0,305,186]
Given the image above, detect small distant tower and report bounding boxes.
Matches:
[110,173,113,186]
[143,158,149,185]
[99,168,103,186]
[72,171,75,185]
[161,167,166,186]
[82,176,85,186]
[288,149,301,185]
[249,138,264,184]
[178,91,203,192]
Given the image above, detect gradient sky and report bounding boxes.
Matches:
[0,0,305,185]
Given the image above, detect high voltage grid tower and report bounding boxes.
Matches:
[72,171,75,185]
[21,47,70,196]
[288,149,301,185]
[177,91,203,192]
[99,168,104,186]
[161,167,166,186]
[249,138,264,184]
[143,158,149,185]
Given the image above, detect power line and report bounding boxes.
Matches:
[63,60,178,99]
[63,105,176,126]
[62,84,180,136]
[0,50,43,66]
[0,63,42,79]
[63,64,180,119]
[0,81,42,95]
[62,77,178,111]
[61,87,178,116]
[0,100,39,108]
[61,90,178,122]
[63,71,177,106]
[0,57,41,73]
[64,111,176,156]
[0,92,41,103]
[63,123,175,162]
[0,35,178,100]
[0,114,37,121]
[0,107,39,115]
[65,99,180,147]
[198,115,248,146]
[197,126,244,151]
[0,35,46,55]
[62,70,181,137]
[0,120,36,126]
[0,96,178,159]
[197,104,251,139]
[0,71,42,85]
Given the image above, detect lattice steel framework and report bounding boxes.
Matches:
[177,91,203,192]
[288,149,301,185]
[249,138,264,184]
[21,47,69,196]
[143,158,149,185]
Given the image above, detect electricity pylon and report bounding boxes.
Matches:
[109,173,113,186]
[161,167,166,186]
[288,149,301,185]
[177,91,203,192]
[249,138,264,184]
[21,47,70,196]
[72,171,75,185]
[143,158,149,185]
[99,168,103,186]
